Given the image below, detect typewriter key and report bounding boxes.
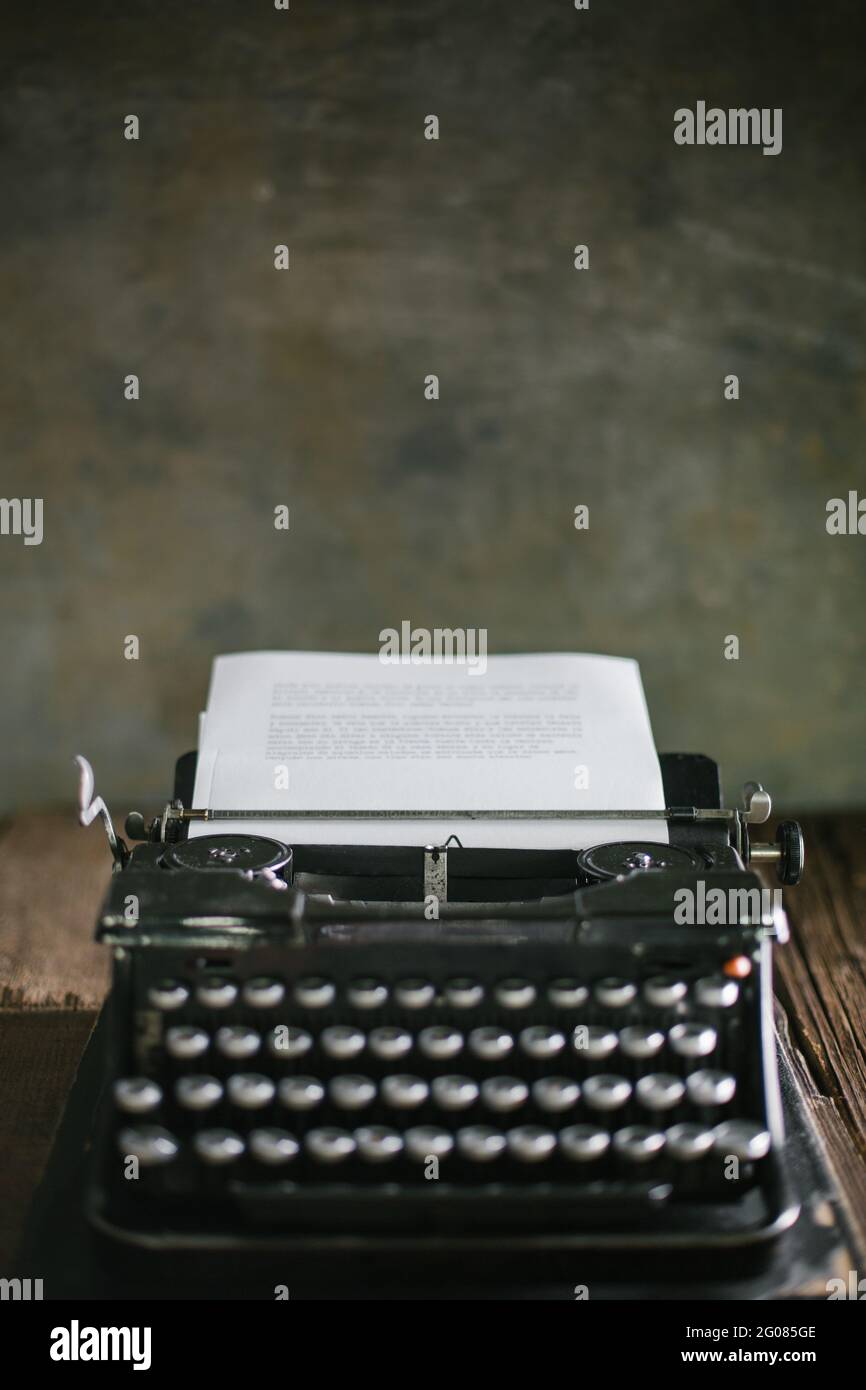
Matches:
[643,976,688,1009]
[468,1026,514,1061]
[481,1076,529,1113]
[575,1025,618,1060]
[216,1025,261,1060]
[294,977,336,1009]
[328,1075,376,1110]
[242,977,285,1009]
[665,1122,715,1162]
[394,978,436,1010]
[559,1125,610,1161]
[695,976,739,1009]
[668,1021,717,1059]
[686,1069,737,1107]
[532,1077,580,1112]
[368,1026,413,1061]
[444,978,484,1009]
[175,1075,223,1110]
[165,1026,210,1061]
[613,1125,666,1163]
[418,1025,464,1060]
[355,1125,404,1163]
[431,1075,479,1111]
[619,1026,665,1060]
[635,1073,686,1112]
[594,978,637,1009]
[506,1125,556,1163]
[114,1077,162,1114]
[267,1025,313,1059]
[227,1073,276,1109]
[346,978,388,1010]
[547,979,589,1009]
[583,1075,632,1112]
[712,1119,771,1161]
[404,1127,455,1162]
[456,1125,507,1162]
[147,980,189,1011]
[194,1128,245,1165]
[519,1025,566,1060]
[495,979,536,1009]
[380,1074,429,1109]
[117,1125,179,1166]
[320,1024,366,1060]
[165,834,291,875]
[196,978,238,1009]
[577,841,701,881]
[306,1127,356,1163]
[278,1076,325,1111]
[248,1128,300,1165]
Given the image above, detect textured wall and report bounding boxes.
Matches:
[0,0,865,815]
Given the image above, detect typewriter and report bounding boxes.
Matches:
[77,750,804,1261]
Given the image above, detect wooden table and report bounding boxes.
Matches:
[1,810,865,1270]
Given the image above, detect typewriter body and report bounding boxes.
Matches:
[79,751,804,1257]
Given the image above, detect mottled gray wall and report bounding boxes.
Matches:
[1,0,865,815]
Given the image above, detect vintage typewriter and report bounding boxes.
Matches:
[76,749,804,1264]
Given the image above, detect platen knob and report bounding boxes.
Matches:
[776,820,804,886]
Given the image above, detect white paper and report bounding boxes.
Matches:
[190,651,668,850]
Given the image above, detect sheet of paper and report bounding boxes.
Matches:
[190,651,668,850]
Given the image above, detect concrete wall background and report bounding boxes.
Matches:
[0,0,864,815]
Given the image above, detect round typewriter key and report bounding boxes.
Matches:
[196,978,238,1009]
[328,1074,376,1111]
[306,1127,356,1164]
[294,977,336,1009]
[665,1122,715,1162]
[613,1125,665,1163]
[267,1025,313,1059]
[175,1075,223,1110]
[165,1025,210,1061]
[380,1074,429,1109]
[519,1025,566,1060]
[469,1027,514,1062]
[495,978,536,1009]
[117,1125,178,1166]
[432,1075,479,1111]
[165,834,291,875]
[216,1025,261,1060]
[577,841,701,881]
[346,978,388,1010]
[532,1077,580,1113]
[547,978,589,1009]
[418,1025,464,1060]
[445,978,484,1009]
[643,976,688,1009]
[114,1078,162,1114]
[713,1119,771,1162]
[194,1128,245,1165]
[457,1125,507,1162]
[583,1074,632,1112]
[594,978,637,1009]
[636,1073,686,1112]
[148,980,189,1011]
[278,1076,325,1111]
[242,977,285,1009]
[394,978,436,1010]
[405,1126,455,1162]
[368,1025,413,1061]
[559,1125,610,1162]
[695,976,739,1009]
[481,1076,529,1113]
[506,1125,556,1163]
[320,1024,366,1061]
[619,1026,665,1060]
[686,1069,737,1107]
[668,1021,717,1059]
[574,1025,618,1060]
[355,1125,404,1163]
[248,1128,300,1165]
[227,1073,275,1109]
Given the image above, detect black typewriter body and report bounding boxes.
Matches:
[83,753,804,1257]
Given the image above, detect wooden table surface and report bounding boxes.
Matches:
[1,810,865,1271]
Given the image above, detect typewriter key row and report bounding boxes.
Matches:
[116,1117,770,1168]
[146,974,741,1013]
